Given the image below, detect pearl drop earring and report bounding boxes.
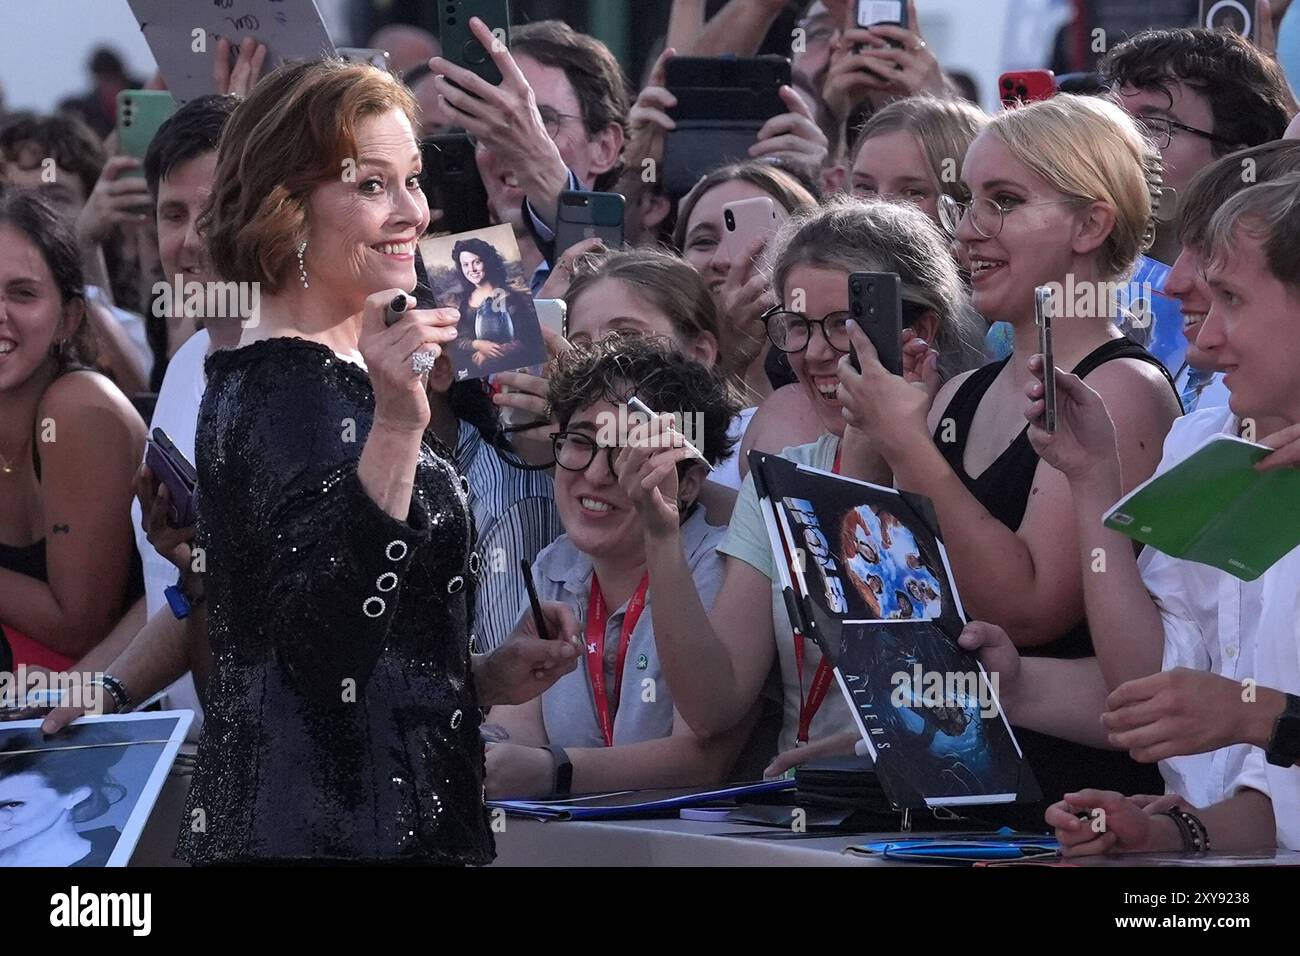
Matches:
[297,240,309,289]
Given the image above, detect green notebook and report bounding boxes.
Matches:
[1103,434,1300,581]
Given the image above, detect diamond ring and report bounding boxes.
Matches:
[410,349,439,375]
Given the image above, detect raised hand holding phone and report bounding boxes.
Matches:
[1024,353,1121,485]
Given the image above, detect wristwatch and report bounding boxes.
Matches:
[544,745,572,796]
[1266,693,1300,767]
[164,569,205,620]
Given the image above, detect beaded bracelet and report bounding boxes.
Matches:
[1163,808,1211,854]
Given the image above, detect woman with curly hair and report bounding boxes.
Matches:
[450,236,543,377]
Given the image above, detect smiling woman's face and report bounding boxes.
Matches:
[0,771,86,853]
[460,251,486,286]
[0,224,72,394]
[302,108,429,315]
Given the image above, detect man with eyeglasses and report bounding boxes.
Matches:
[1094,28,1292,385]
[431,19,630,294]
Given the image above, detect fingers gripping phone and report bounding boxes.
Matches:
[856,0,909,48]
[1035,285,1057,433]
[999,70,1056,109]
[719,197,780,264]
[145,427,198,528]
[848,272,904,376]
[439,0,512,86]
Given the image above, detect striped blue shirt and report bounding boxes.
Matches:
[456,421,564,653]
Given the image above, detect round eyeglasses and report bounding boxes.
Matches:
[938,193,1083,240]
[762,306,853,354]
[551,431,620,473]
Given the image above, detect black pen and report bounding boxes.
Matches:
[385,292,411,327]
[521,558,552,640]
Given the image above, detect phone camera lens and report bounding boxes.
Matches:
[725,210,734,229]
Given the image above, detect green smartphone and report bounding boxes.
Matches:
[116,90,177,181]
[439,0,511,87]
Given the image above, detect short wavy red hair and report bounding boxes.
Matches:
[203,59,418,292]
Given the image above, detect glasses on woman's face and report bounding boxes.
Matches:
[551,431,620,474]
[762,305,853,354]
[1131,114,1233,152]
[938,193,1081,240]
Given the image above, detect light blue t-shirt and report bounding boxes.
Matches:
[529,507,728,748]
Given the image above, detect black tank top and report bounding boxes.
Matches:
[932,337,1177,824]
[0,422,144,660]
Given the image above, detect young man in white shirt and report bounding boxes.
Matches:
[961,174,1300,854]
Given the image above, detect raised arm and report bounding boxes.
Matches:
[1026,358,1176,684]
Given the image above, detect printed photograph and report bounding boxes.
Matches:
[418,223,547,381]
[0,712,192,867]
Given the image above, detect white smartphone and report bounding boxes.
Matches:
[533,298,568,339]
[718,196,781,264]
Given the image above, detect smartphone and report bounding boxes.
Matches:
[719,197,780,264]
[1201,0,1260,43]
[663,55,791,197]
[534,298,567,339]
[420,132,491,235]
[338,47,391,71]
[848,272,904,376]
[439,0,511,87]
[856,0,908,29]
[145,427,198,528]
[521,558,552,640]
[1035,285,1057,433]
[999,70,1056,109]
[116,90,176,182]
[553,190,625,256]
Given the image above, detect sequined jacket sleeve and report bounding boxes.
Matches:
[239,372,433,705]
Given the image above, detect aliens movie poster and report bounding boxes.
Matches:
[750,452,1038,809]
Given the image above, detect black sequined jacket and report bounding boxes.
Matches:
[177,338,493,865]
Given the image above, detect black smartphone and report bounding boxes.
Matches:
[553,190,625,256]
[1200,0,1260,43]
[420,132,492,235]
[521,558,552,640]
[848,272,903,376]
[145,427,198,528]
[439,0,512,86]
[1035,286,1057,433]
[663,55,791,198]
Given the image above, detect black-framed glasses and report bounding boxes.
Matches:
[762,305,854,354]
[1132,114,1235,151]
[938,193,1082,240]
[551,431,620,473]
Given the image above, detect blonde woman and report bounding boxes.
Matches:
[838,93,1183,817]
[839,94,989,223]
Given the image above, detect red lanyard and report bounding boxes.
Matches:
[585,573,649,747]
[793,439,841,744]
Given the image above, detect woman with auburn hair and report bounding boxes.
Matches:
[183,59,582,866]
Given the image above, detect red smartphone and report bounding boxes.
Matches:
[999,70,1056,109]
